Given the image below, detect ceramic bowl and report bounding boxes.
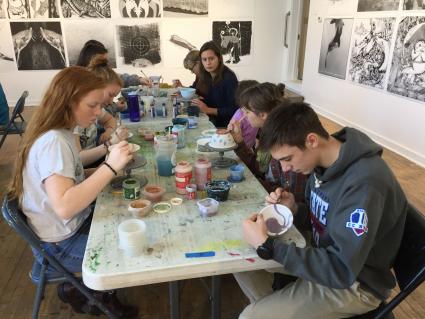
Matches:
[205,180,231,201]
[179,87,196,100]
[210,129,236,149]
[142,185,166,202]
[128,199,152,218]
[197,138,212,152]
[197,198,219,217]
[259,204,293,236]
[229,164,245,182]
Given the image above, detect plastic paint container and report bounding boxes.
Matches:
[123,178,140,200]
[175,161,193,195]
[197,198,219,217]
[205,180,231,202]
[194,158,212,191]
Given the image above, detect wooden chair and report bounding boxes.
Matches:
[1,195,120,319]
[0,90,28,149]
[349,202,425,319]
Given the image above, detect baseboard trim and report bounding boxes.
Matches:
[309,101,425,169]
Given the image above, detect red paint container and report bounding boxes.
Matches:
[175,161,192,195]
[194,158,212,191]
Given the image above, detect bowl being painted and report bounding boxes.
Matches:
[259,204,293,236]
[210,129,236,149]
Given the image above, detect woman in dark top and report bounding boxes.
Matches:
[191,41,238,128]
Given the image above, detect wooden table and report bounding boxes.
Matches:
[82,101,306,318]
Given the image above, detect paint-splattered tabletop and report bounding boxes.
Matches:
[82,105,306,290]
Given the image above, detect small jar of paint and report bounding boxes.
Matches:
[123,178,140,200]
[194,158,212,191]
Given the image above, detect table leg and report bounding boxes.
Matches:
[169,281,180,319]
[211,275,221,319]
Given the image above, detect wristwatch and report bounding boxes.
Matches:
[256,237,275,260]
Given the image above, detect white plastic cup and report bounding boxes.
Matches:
[118,219,146,256]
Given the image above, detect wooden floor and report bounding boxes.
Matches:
[0,107,424,318]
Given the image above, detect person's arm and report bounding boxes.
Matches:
[98,110,116,144]
[44,141,132,220]
[74,134,108,166]
[269,184,387,289]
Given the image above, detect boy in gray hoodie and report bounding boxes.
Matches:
[236,102,407,319]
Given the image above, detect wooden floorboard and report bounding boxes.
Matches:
[0,106,423,318]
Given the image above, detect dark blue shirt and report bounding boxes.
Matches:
[203,67,238,128]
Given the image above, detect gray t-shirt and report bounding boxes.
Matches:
[22,129,91,242]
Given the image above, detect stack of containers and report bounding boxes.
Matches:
[175,161,192,195]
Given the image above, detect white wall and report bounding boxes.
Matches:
[0,0,285,106]
[301,0,425,168]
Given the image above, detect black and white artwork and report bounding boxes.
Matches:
[119,0,161,18]
[6,0,59,18]
[0,0,6,18]
[212,21,252,65]
[10,21,65,70]
[319,18,353,79]
[163,0,207,17]
[388,16,425,101]
[63,20,116,67]
[117,23,161,67]
[403,0,425,9]
[61,0,110,18]
[357,0,400,11]
[348,18,396,89]
[0,22,16,71]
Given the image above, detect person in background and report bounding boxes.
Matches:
[172,50,207,97]
[191,41,238,128]
[8,66,138,318]
[230,82,308,199]
[74,55,128,168]
[236,102,407,319]
[76,39,151,87]
[227,79,259,150]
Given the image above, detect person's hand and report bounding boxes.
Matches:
[110,127,129,144]
[265,187,297,214]
[139,77,152,87]
[172,79,183,88]
[228,119,243,144]
[98,128,113,145]
[106,141,132,171]
[242,213,268,248]
[191,98,208,113]
[116,99,126,111]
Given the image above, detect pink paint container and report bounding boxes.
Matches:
[194,158,212,191]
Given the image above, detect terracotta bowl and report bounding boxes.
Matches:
[142,185,166,202]
[128,199,152,218]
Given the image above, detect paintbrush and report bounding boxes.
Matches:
[140,69,149,80]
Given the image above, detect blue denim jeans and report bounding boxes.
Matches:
[32,214,92,277]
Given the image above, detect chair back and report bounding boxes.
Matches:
[2,195,42,251]
[10,90,28,124]
[393,203,425,291]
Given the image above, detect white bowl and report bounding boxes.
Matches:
[259,204,293,236]
[210,129,236,149]
[179,87,196,100]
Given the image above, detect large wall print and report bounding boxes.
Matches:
[0,0,5,18]
[348,18,396,89]
[117,23,161,67]
[61,0,111,18]
[119,0,161,18]
[319,18,353,79]
[10,21,65,70]
[357,0,400,12]
[163,0,207,17]
[403,0,425,9]
[388,16,425,101]
[63,20,116,67]
[212,21,252,65]
[0,21,16,71]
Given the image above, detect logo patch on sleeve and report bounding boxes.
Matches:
[345,208,368,237]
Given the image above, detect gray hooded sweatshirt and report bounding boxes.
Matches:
[273,127,407,300]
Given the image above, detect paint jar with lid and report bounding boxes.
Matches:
[175,161,193,195]
[194,158,212,191]
[123,178,140,200]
